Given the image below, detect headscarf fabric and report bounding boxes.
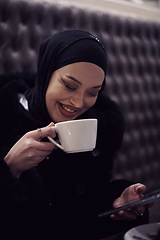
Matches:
[25,29,107,125]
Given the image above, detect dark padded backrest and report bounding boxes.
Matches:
[0,0,160,193]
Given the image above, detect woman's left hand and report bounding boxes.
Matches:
[111,183,153,220]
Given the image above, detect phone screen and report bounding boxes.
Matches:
[98,190,160,218]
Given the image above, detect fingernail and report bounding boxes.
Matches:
[48,122,54,127]
[136,187,142,193]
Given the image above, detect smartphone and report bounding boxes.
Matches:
[98,190,160,218]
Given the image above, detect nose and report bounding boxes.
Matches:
[70,92,84,109]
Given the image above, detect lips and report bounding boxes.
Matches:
[59,103,79,117]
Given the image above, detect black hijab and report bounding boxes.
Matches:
[25,29,107,126]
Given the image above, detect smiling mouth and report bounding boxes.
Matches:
[59,103,81,117]
[60,103,77,113]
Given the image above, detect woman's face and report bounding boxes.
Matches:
[45,62,105,123]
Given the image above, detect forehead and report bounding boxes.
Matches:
[57,62,105,84]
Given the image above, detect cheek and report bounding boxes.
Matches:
[46,86,61,103]
[85,97,97,109]
[45,91,56,111]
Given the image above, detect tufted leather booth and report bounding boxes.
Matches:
[0,0,160,222]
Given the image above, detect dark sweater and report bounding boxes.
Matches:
[0,73,149,240]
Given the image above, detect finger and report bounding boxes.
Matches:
[39,124,56,140]
[35,141,56,151]
[111,208,144,220]
[28,123,56,140]
[119,210,136,220]
[36,149,53,158]
[26,144,54,158]
[111,210,137,221]
[37,128,42,140]
[134,183,146,195]
[111,205,146,221]
[37,147,54,156]
[134,205,145,215]
[48,122,55,128]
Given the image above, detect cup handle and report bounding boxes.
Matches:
[47,126,64,151]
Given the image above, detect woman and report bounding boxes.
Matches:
[0,30,151,240]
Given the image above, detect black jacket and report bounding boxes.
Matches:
[0,73,149,240]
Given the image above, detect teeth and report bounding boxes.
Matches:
[62,104,76,113]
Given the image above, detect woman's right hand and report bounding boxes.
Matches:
[4,123,56,178]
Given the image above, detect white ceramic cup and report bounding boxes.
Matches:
[47,119,97,153]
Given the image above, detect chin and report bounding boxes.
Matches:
[53,116,76,123]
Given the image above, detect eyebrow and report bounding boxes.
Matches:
[65,75,82,85]
[65,75,103,89]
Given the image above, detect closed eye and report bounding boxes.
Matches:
[61,79,76,91]
[88,92,99,97]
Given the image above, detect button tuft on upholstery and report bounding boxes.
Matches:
[76,184,85,195]
[92,149,100,157]
[76,184,86,201]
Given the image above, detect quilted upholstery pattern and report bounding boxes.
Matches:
[0,0,160,220]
